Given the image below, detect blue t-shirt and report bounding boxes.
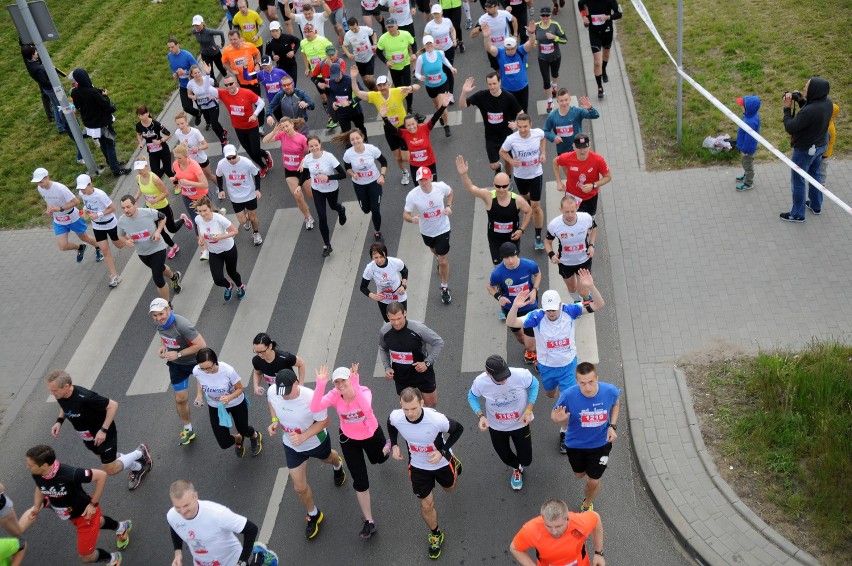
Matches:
[259,68,290,102]
[496,45,528,91]
[490,258,540,313]
[555,382,621,449]
[419,52,448,87]
[168,49,199,88]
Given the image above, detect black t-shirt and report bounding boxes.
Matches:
[32,463,94,519]
[266,35,301,71]
[466,89,521,141]
[252,349,298,386]
[135,120,171,151]
[57,386,115,439]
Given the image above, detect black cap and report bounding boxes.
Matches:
[485,355,511,381]
[540,6,552,15]
[499,241,519,258]
[574,133,590,148]
[275,369,298,396]
[260,55,273,66]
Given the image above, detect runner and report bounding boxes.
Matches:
[170,144,221,263]
[552,362,620,512]
[378,0,418,43]
[379,303,445,406]
[376,19,416,112]
[0,533,24,566]
[342,19,378,88]
[24,445,129,566]
[543,89,600,155]
[470,0,516,71]
[194,197,248,302]
[149,298,207,445]
[0,482,23,537]
[132,157,192,261]
[265,21,300,87]
[264,75,315,134]
[459,73,521,175]
[387,387,464,559]
[291,2,332,37]
[387,96,450,179]
[414,40,456,137]
[76,174,125,288]
[221,30,262,95]
[251,332,306,396]
[359,0,385,33]
[325,62,366,136]
[167,480,260,566]
[482,22,537,113]
[186,64,229,147]
[32,168,98,264]
[311,364,393,540]
[510,498,606,566]
[343,130,387,240]
[578,0,622,98]
[134,105,174,180]
[534,7,567,113]
[468,355,538,490]
[173,111,218,187]
[360,242,408,321]
[489,242,540,361]
[428,4,461,59]
[215,145,264,246]
[266,369,346,539]
[552,133,611,217]
[262,117,315,229]
[299,136,348,257]
[258,56,290,121]
[232,0,265,56]
[47,370,153,491]
[499,112,546,250]
[192,348,262,457]
[190,15,228,84]
[214,75,272,176]
[117,196,182,303]
[311,46,347,128]
[403,167,454,303]
[544,196,596,300]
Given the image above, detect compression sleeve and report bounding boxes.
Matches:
[387,417,399,445]
[239,520,259,562]
[360,277,372,296]
[442,419,464,452]
[328,164,347,181]
[170,527,184,551]
[467,389,482,414]
[399,264,408,279]
[527,376,540,404]
[376,153,388,168]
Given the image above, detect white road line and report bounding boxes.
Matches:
[259,466,290,544]
[297,201,370,382]
[461,199,507,371]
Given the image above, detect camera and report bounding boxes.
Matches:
[782,90,802,102]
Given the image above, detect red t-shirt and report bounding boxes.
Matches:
[555,151,610,201]
[400,122,436,166]
[325,0,343,10]
[511,512,599,566]
[311,58,347,79]
[217,88,261,130]
[172,158,208,199]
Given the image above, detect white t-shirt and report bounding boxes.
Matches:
[38,182,80,225]
[187,76,218,110]
[389,407,452,471]
[215,156,259,203]
[404,182,452,237]
[296,13,328,37]
[424,19,454,52]
[380,0,414,26]
[79,188,117,230]
[478,10,513,46]
[174,127,209,164]
[546,212,594,266]
[191,361,244,407]
[167,500,247,566]
[343,144,383,185]
[267,385,329,452]
[469,368,535,431]
[343,26,375,63]
[300,151,341,193]
[362,256,408,303]
[195,212,235,255]
[501,129,545,179]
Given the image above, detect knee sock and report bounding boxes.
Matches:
[595,75,603,89]
[602,60,609,74]
[101,516,119,531]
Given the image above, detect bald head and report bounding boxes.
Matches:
[494,172,511,188]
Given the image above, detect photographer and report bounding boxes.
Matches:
[780,77,833,222]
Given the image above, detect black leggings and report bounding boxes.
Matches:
[208,245,243,289]
[235,126,266,169]
[201,105,228,143]
[443,7,463,46]
[507,86,529,114]
[339,426,390,492]
[389,65,413,112]
[312,189,344,247]
[201,52,228,82]
[538,58,562,86]
[158,203,187,248]
[148,147,174,179]
[207,399,255,449]
[337,111,367,142]
[353,181,382,231]
[488,425,533,469]
[139,248,167,288]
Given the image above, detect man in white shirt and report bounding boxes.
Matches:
[216,144,264,245]
[33,167,99,262]
[499,113,547,250]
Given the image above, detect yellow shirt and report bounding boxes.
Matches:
[367,89,407,127]
[233,10,264,47]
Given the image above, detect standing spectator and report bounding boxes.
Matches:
[22,45,61,129]
[135,105,174,180]
[734,95,761,192]
[266,21,301,86]
[167,38,202,126]
[233,0,265,56]
[191,15,228,84]
[221,30,262,95]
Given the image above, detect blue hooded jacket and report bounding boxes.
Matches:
[736,95,760,155]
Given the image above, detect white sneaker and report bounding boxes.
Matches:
[200,249,209,261]
[401,170,411,185]
[109,275,122,288]
[219,207,227,215]
[243,220,252,231]
[253,232,263,245]
[305,216,315,230]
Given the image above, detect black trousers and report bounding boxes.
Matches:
[234,126,266,169]
[207,399,255,449]
[208,245,243,289]
[488,425,533,469]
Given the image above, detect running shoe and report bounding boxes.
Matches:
[258,125,265,135]
[465,18,473,30]
[374,231,383,242]
[359,519,377,540]
[224,284,233,302]
[219,206,227,215]
[322,246,333,258]
[109,275,122,288]
[333,457,346,486]
[116,520,132,549]
[180,213,194,231]
[338,204,347,226]
[401,169,411,185]
[237,284,246,300]
[259,166,268,179]
[167,244,179,259]
[498,310,506,320]
[510,468,523,491]
[444,125,451,137]
[171,270,183,294]
[524,350,537,365]
[735,183,753,192]
[602,72,609,83]
[458,41,465,53]
[428,531,444,559]
[243,220,252,231]
[779,212,805,223]
[598,87,605,99]
[581,498,594,512]
[264,151,274,171]
[534,236,545,250]
[250,432,263,457]
[305,510,324,539]
[95,247,104,262]
[200,249,209,261]
[551,85,558,97]
[547,101,553,113]
[205,123,211,131]
[179,428,196,445]
[305,216,315,230]
[253,232,263,245]
[127,445,152,491]
[451,453,462,477]
[552,5,559,15]
[194,113,202,126]
[559,431,567,454]
[441,287,452,305]
[76,244,87,263]
[234,438,245,458]
[137,443,153,468]
[107,552,122,566]
[326,118,338,129]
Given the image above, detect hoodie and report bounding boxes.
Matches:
[823,103,839,158]
[735,95,760,155]
[783,77,833,151]
[69,68,114,129]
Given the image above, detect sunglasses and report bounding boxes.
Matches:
[224,82,237,87]
[226,155,238,160]
[494,183,510,189]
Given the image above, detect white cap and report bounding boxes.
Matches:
[31,167,49,182]
[269,20,281,30]
[223,144,238,157]
[75,174,92,190]
[504,37,518,49]
[133,160,147,170]
[331,367,351,381]
[541,290,562,311]
[191,14,204,25]
[375,75,389,85]
[415,166,433,181]
[149,298,170,312]
[430,4,442,13]
[422,34,434,44]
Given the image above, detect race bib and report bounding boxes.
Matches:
[243,23,257,32]
[144,194,158,203]
[390,52,405,63]
[335,95,349,105]
[355,43,370,53]
[427,73,443,83]
[507,282,529,295]
[146,142,161,152]
[580,409,608,427]
[282,425,303,434]
[555,125,574,136]
[591,14,607,25]
[310,56,322,67]
[266,83,281,93]
[342,409,366,423]
[422,208,442,219]
[503,61,520,74]
[563,243,585,252]
[436,36,450,47]
[262,373,275,385]
[235,56,247,68]
[495,411,520,422]
[182,186,199,198]
[390,350,414,364]
[161,336,180,348]
[490,35,504,45]
[409,443,434,453]
[130,230,151,241]
[540,43,554,54]
[229,104,245,116]
[51,506,72,520]
[283,154,301,167]
[355,170,375,180]
[387,115,401,126]
[54,214,71,223]
[381,292,399,301]
[520,159,538,167]
[493,221,513,233]
[546,338,570,349]
[78,430,95,441]
[487,112,504,124]
[410,149,427,163]
[312,176,330,188]
[362,0,379,8]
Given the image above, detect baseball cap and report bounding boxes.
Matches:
[223,144,238,157]
[149,298,170,312]
[75,174,92,190]
[504,37,518,49]
[260,55,273,66]
[275,369,298,396]
[192,14,204,25]
[541,290,562,311]
[329,62,343,80]
[325,45,337,55]
[375,75,389,85]
[735,97,745,107]
[133,159,148,170]
[415,167,433,181]
[430,4,442,13]
[385,17,398,26]
[540,6,552,15]
[331,367,351,381]
[485,355,511,381]
[269,21,281,31]
[499,241,519,258]
[422,34,434,45]
[573,133,590,148]
[31,167,49,182]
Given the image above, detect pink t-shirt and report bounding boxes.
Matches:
[172,158,208,199]
[275,131,308,171]
[310,374,378,440]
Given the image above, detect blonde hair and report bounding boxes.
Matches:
[173,143,189,158]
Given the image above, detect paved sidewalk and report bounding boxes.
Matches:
[576,11,851,566]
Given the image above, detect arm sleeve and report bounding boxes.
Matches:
[328,164,347,181]
[428,104,446,127]
[399,264,408,279]
[442,418,464,451]
[238,520,259,562]
[414,55,424,80]
[252,97,266,116]
[254,173,261,191]
[360,277,372,296]
[216,175,224,191]
[527,375,540,404]
[376,153,388,168]
[387,417,399,445]
[609,0,623,20]
[170,527,184,551]
[467,389,482,414]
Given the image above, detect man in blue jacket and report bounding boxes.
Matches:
[167,39,202,126]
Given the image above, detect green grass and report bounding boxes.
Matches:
[618,0,851,169]
[706,342,852,553]
[0,0,223,228]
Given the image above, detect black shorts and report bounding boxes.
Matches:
[284,168,302,179]
[506,317,536,337]
[198,158,210,169]
[566,442,612,479]
[538,57,561,85]
[578,193,598,217]
[514,176,542,202]
[92,226,119,242]
[421,230,450,256]
[384,122,407,152]
[588,27,614,53]
[361,5,382,16]
[258,0,272,10]
[283,435,333,468]
[485,137,504,164]
[356,58,376,76]
[394,373,437,395]
[232,198,258,213]
[167,361,194,386]
[557,257,593,279]
[488,236,515,264]
[409,461,456,498]
[83,434,118,464]
[425,82,450,99]
[414,0,430,12]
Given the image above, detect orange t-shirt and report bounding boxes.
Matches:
[511,512,599,566]
[221,44,261,85]
[172,158,208,200]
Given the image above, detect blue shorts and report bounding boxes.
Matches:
[54,217,88,236]
[167,361,194,391]
[539,358,577,393]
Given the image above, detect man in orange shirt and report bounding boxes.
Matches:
[510,498,605,566]
[221,29,262,96]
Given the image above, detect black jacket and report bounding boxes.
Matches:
[25,58,51,90]
[69,68,114,129]
[783,77,833,150]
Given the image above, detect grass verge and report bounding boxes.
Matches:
[0,0,222,229]
[684,342,851,565]
[618,0,850,169]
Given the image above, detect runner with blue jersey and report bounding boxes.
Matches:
[488,242,540,364]
[482,21,536,112]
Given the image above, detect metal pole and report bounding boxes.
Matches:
[676,0,683,147]
[17,0,99,175]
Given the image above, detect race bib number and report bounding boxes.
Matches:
[546,338,570,349]
[282,425,303,434]
[390,52,405,63]
[381,292,399,300]
[540,43,554,54]
[410,149,427,163]
[312,176,330,188]
[427,73,443,83]
[487,112,504,124]
[229,104,245,116]
[54,214,71,223]
[310,57,322,67]
[266,83,281,93]
[519,159,538,167]
[283,154,301,167]
[493,221,513,233]
[243,23,257,32]
[436,36,450,47]
[495,411,520,422]
[555,125,574,136]
[355,170,375,180]
[263,373,275,385]
[362,0,379,8]
[422,208,442,219]
[490,35,504,45]
[342,410,366,423]
[182,186,199,198]
[355,43,370,53]
[146,142,161,152]
[563,243,585,252]
[130,230,151,241]
[591,14,607,25]
[409,443,434,453]
[390,350,414,364]
[580,409,608,427]
[78,430,95,441]
[335,95,349,105]
[507,282,529,295]
[503,61,520,75]
[235,56,248,68]
[144,194,158,203]
[387,115,401,126]
[161,336,180,348]
[51,506,72,520]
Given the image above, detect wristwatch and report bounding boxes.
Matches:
[177,351,182,358]
[594,550,604,557]
[424,360,433,368]
[609,424,617,431]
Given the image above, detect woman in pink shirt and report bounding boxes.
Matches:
[312,363,391,540]
[263,117,315,230]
